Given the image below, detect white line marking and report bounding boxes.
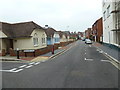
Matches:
[0,68,23,73]
[19,65,27,68]
[96,49,100,51]
[29,62,36,64]
[85,58,93,61]
[89,45,91,47]
[85,53,86,54]
[34,62,40,65]
[25,65,33,68]
[101,60,110,62]
[99,51,103,53]
[13,69,23,72]
[9,68,17,71]
[0,70,13,72]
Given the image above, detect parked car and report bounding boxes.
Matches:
[82,39,86,41]
[85,39,92,44]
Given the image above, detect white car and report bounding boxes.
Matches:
[85,39,92,44]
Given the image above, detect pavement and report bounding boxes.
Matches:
[93,42,119,61]
[93,42,120,70]
[0,42,75,62]
[2,40,119,88]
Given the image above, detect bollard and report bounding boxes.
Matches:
[52,45,54,54]
[17,48,19,59]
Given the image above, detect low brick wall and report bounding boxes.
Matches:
[0,49,6,56]
[60,41,70,47]
[9,41,74,57]
[9,46,53,57]
[9,48,16,56]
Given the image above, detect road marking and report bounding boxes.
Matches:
[110,61,120,70]
[101,60,120,70]
[14,69,23,72]
[89,45,91,47]
[99,51,103,53]
[0,69,23,73]
[0,70,13,72]
[85,53,86,54]
[101,60,110,62]
[96,49,100,51]
[19,65,27,68]
[84,58,93,61]
[9,68,17,71]
[29,62,36,64]
[34,62,40,65]
[25,65,33,68]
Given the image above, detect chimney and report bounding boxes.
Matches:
[45,25,49,29]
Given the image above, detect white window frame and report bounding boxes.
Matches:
[33,33,39,47]
[42,34,46,45]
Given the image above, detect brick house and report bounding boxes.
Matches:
[92,17,103,43]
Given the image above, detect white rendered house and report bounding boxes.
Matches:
[102,0,120,47]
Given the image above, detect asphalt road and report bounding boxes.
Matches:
[2,41,119,88]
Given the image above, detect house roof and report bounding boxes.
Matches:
[58,31,67,38]
[63,31,71,35]
[45,28,57,37]
[1,21,44,38]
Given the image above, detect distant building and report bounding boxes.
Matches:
[78,32,84,40]
[58,31,68,42]
[92,17,103,43]
[102,0,120,47]
[85,28,92,39]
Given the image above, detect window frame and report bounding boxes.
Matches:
[33,33,39,47]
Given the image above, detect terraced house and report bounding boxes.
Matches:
[0,21,47,56]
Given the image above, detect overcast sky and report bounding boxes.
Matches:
[0,0,102,32]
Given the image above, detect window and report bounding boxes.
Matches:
[33,33,39,46]
[33,38,38,46]
[42,34,46,44]
[103,11,106,20]
[42,38,45,44]
[107,5,110,17]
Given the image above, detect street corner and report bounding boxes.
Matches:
[30,56,49,62]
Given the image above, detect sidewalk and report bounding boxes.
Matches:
[0,42,75,62]
[93,42,119,62]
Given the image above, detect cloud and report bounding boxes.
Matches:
[0,0,102,32]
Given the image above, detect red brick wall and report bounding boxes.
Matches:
[92,17,103,42]
[0,49,6,56]
[9,41,73,57]
[9,48,16,56]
